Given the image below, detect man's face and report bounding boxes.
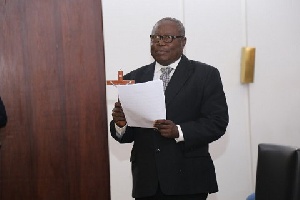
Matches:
[151,21,186,66]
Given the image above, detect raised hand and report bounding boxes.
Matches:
[112,102,127,127]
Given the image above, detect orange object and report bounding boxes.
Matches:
[106,70,135,85]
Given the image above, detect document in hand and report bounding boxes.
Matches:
[117,80,166,128]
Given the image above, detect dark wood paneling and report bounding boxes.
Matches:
[0,0,110,199]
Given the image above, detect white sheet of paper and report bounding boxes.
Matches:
[117,80,166,128]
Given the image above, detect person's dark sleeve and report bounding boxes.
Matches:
[0,97,7,128]
[180,68,229,148]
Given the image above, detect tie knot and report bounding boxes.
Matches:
[161,67,173,74]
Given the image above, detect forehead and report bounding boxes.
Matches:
[152,21,180,35]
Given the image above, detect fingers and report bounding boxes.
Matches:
[153,119,169,128]
[153,120,179,138]
[112,102,124,116]
[114,101,122,108]
[112,102,127,127]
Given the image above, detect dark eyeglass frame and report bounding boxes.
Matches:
[150,35,185,43]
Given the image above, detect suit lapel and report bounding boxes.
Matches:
[165,55,193,105]
[138,62,155,83]
[136,57,193,105]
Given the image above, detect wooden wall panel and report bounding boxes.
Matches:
[0,0,110,199]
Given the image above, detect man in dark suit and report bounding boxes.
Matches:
[0,97,7,128]
[110,17,229,200]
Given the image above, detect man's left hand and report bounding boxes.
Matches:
[153,119,179,139]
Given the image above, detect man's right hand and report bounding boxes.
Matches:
[112,102,127,127]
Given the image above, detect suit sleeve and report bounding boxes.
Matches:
[110,120,135,143]
[180,68,229,148]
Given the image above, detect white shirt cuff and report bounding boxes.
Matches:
[115,123,127,138]
[175,125,184,142]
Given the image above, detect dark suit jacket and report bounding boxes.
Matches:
[0,97,7,128]
[110,55,229,198]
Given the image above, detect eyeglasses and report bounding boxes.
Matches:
[150,35,185,43]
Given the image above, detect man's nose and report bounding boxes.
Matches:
[158,39,166,45]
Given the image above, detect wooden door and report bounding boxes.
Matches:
[0,0,110,199]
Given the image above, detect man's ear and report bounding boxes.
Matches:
[181,37,187,47]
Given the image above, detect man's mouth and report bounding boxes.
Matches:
[156,50,168,55]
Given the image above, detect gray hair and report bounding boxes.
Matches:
[152,17,185,36]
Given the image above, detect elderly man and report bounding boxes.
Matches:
[110,17,228,200]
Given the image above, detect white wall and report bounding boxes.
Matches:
[102,0,300,199]
[246,0,300,186]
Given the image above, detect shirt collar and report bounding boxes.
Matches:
[155,56,182,73]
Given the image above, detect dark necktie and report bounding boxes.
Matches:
[160,67,173,92]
